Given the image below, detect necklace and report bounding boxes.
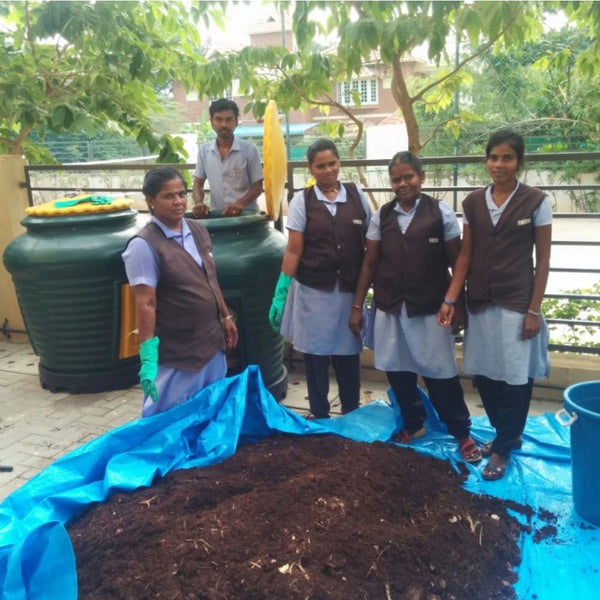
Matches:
[321,185,339,193]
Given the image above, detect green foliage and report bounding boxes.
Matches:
[464,25,600,145]
[0,0,213,162]
[30,131,143,163]
[5,0,600,167]
[542,281,600,349]
[538,141,600,212]
[558,0,600,78]
[200,1,545,154]
[417,21,600,199]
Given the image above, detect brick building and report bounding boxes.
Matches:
[171,14,434,158]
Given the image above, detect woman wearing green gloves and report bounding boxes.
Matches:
[122,166,237,417]
[270,139,371,418]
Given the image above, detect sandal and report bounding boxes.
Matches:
[481,441,493,457]
[459,438,482,463]
[393,426,426,444]
[482,457,507,481]
[481,437,523,458]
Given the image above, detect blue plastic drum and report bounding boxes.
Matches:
[560,380,600,525]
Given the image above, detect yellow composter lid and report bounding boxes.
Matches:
[26,194,133,217]
[263,99,287,222]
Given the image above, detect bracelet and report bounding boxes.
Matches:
[351,304,362,311]
[527,309,541,317]
[443,297,455,306]
[221,314,233,322]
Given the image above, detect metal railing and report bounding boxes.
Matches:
[22,152,600,355]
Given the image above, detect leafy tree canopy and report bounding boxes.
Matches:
[3,1,600,164]
[0,0,221,163]
[558,0,600,77]
[417,23,600,159]
[193,1,547,154]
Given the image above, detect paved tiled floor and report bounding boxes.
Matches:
[0,339,561,501]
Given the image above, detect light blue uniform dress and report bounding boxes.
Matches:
[280,184,372,355]
[462,183,552,386]
[366,197,462,378]
[122,216,227,417]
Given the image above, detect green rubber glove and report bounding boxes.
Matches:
[139,336,159,402]
[269,273,293,332]
[53,195,113,208]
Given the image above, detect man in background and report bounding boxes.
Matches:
[192,98,263,217]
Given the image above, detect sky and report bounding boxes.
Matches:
[199,1,570,57]
[199,1,281,49]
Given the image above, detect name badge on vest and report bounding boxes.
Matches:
[517,218,531,226]
[353,219,363,225]
[428,237,439,243]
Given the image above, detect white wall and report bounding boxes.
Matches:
[365,124,408,160]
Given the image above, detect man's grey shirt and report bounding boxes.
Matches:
[194,137,263,211]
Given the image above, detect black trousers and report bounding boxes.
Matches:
[474,375,533,457]
[385,371,472,440]
[303,353,361,418]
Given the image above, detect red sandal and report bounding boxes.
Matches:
[459,438,482,463]
[393,427,426,444]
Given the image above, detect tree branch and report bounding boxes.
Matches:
[274,67,378,208]
[412,8,522,103]
[391,51,422,154]
[419,117,461,149]
[24,1,38,65]
[0,135,17,147]
[10,127,32,155]
[350,1,367,20]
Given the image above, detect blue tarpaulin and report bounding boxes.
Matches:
[0,366,598,599]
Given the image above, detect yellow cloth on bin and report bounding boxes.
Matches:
[26,194,133,216]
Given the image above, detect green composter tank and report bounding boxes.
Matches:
[201,210,288,400]
[3,199,142,393]
[4,202,288,399]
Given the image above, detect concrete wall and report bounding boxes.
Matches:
[366,124,408,159]
[0,155,29,340]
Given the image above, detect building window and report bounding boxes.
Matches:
[210,87,234,102]
[336,79,378,106]
[208,80,241,102]
[188,89,233,102]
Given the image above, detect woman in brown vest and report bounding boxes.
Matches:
[438,130,552,480]
[122,167,238,417]
[269,139,371,419]
[349,151,481,463]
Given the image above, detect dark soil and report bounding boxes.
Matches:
[69,435,532,600]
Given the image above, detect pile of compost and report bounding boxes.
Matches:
[69,434,537,599]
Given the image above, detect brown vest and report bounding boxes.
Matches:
[295,183,367,292]
[373,194,450,316]
[133,219,225,371]
[463,183,546,313]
